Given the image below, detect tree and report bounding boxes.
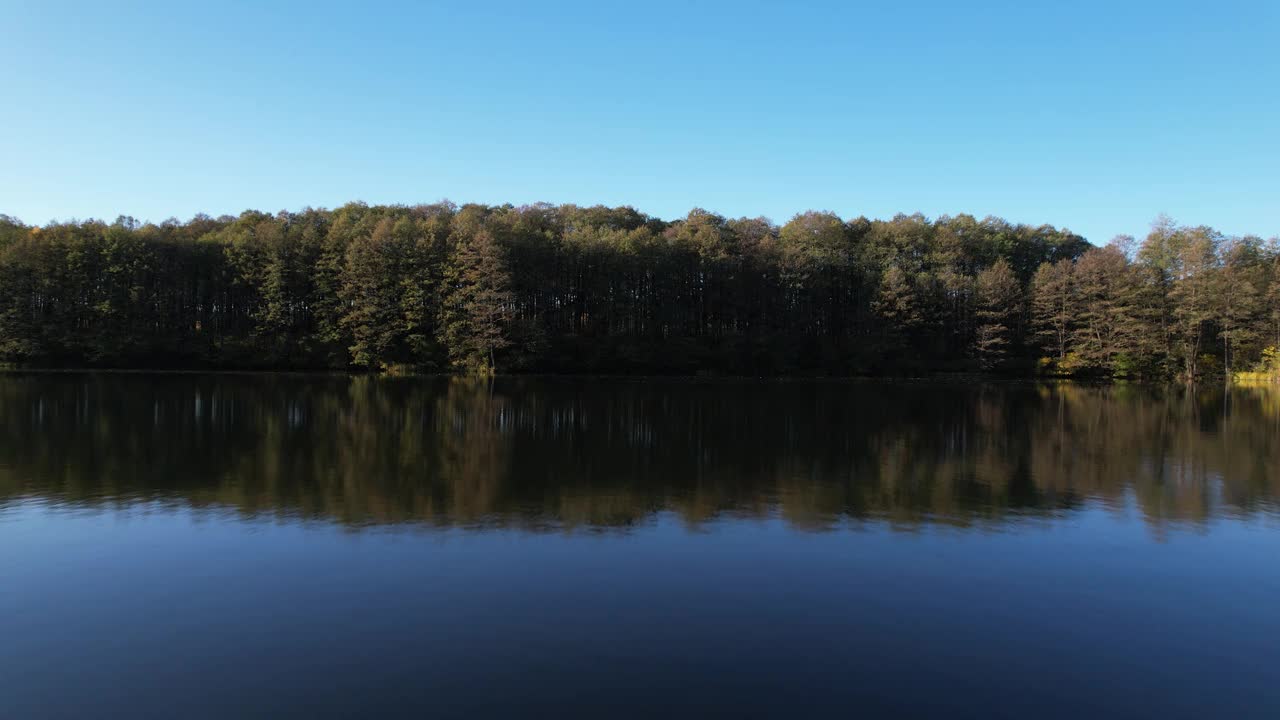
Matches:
[1071,242,1149,376]
[440,230,514,373]
[0,232,42,361]
[874,265,923,363]
[1216,236,1264,378]
[973,258,1021,370]
[339,214,445,370]
[1030,259,1074,364]
[1165,226,1220,382]
[1267,242,1280,351]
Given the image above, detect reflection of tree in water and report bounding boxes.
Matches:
[0,375,1275,532]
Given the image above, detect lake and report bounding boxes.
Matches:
[2,374,1278,718]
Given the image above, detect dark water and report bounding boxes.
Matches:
[2,375,1278,719]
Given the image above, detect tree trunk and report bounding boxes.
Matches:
[1224,335,1231,383]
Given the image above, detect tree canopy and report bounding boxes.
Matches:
[0,204,1274,380]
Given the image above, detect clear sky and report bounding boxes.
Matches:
[2,0,1277,244]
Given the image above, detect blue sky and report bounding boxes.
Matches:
[2,0,1277,244]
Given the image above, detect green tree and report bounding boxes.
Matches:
[339,213,445,370]
[0,229,42,361]
[973,258,1020,370]
[1216,236,1265,377]
[874,265,923,364]
[1030,259,1074,364]
[441,230,514,373]
[1165,226,1220,382]
[1266,242,1280,350]
[1072,242,1149,376]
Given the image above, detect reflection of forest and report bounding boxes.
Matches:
[1,375,1276,531]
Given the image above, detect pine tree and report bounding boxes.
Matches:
[0,229,40,361]
[1030,259,1073,364]
[311,215,352,367]
[873,265,922,361]
[1072,243,1149,376]
[1267,247,1280,351]
[441,231,514,373]
[1165,227,1220,382]
[340,218,406,369]
[973,258,1020,370]
[1216,237,1265,378]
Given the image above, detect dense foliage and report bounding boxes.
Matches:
[0,205,1275,379]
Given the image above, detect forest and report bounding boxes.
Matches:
[0,203,1276,380]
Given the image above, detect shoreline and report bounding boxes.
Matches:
[2,367,1271,388]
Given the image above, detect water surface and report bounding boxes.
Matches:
[2,376,1278,718]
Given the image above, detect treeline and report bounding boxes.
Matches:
[0,204,1275,378]
[1032,218,1280,381]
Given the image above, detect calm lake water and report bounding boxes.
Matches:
[2,375,1278,718]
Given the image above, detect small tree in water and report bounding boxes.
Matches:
[441,230,513,374]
